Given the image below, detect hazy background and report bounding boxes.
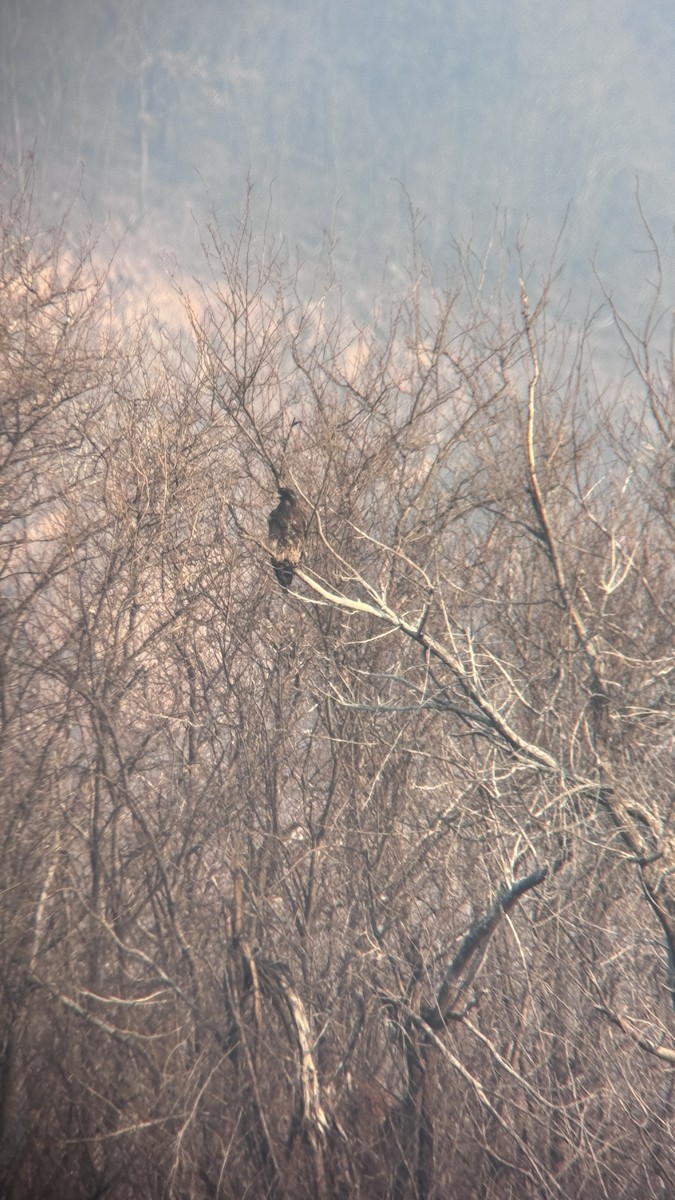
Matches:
[2,0,674,318]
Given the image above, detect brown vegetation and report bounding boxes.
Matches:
[1,168,673,1199]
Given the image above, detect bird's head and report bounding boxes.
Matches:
[278,486,296,503]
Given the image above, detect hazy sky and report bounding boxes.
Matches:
[2,0,674,313]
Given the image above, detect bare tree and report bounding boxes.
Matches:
[0,174,673,1200]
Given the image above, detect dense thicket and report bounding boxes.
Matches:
[0,174,673,1200]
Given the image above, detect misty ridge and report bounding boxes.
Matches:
[2,0,674,321]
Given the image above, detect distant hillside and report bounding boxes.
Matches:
[2,0,673,317]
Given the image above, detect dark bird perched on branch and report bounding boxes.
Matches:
[268,487,306,588]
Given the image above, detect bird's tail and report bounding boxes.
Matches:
[272,559,294,589]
